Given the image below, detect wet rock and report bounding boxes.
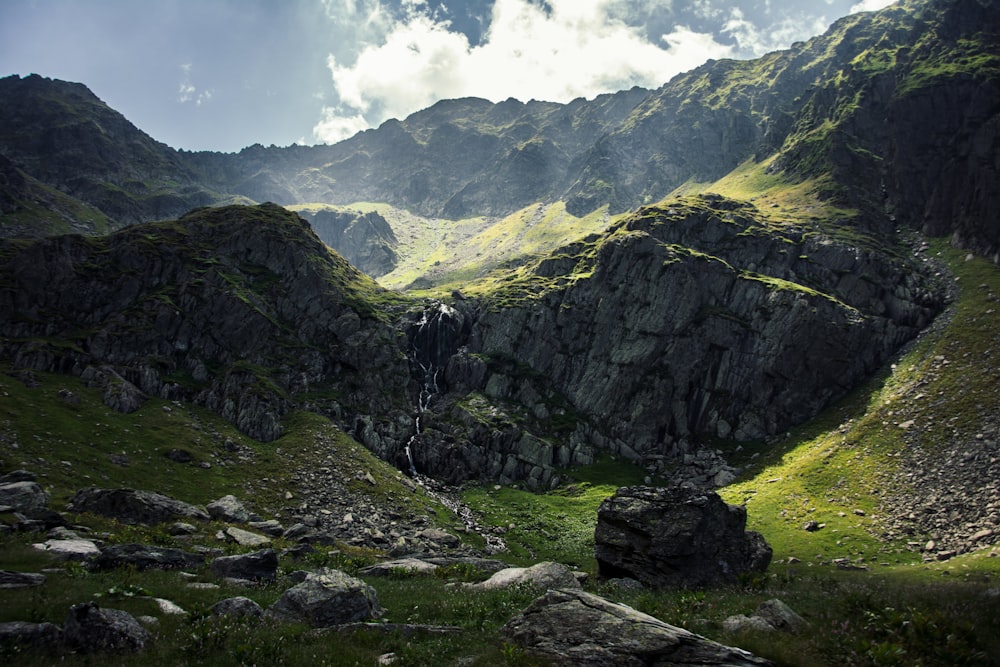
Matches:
[266,568,382,627]
[63,602,151,653]
[595,485,771,588]
[503,588,772,666]
[67,488,209,525]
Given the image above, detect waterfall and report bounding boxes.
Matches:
[405,302,460,476]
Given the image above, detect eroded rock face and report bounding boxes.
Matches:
[300,208,399,278]
[503,588,772,666]
[595,485,772,588]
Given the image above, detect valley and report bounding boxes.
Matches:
[1,0,998,664]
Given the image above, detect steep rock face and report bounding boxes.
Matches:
[298,208,398,277]
[467,197,944,455]
[0,203,410,441]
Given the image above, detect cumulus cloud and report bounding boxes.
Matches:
[722,8,831,56]
[313,0,732,143]
[850,0,896,12]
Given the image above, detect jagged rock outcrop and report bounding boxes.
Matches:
[90,544,205,571]
[503,588,772,666]
[594,485,772,588]
[299,208,398,277]
[0,203,411,442]
[210,548,279,581]
[67,488,210,525]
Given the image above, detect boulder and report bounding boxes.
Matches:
[206,495,253,524]
[359,558,439,577]
[209,548,278,581]
[0,470,36,484]
[0,621,62,647]
[595,485,771,588]
[503,588,772,666]
[754,599,807,633]
[0,570,46,589]
[32,538,100,561]
[222,526,271,547]
[90,543,204,571]
[67,488,209,525]
[266,568,382,627]
[0,481,49,513]
[211,596,264,619]
[467,561,581,591]
[63,602,151,653]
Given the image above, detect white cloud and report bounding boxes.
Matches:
[177,63,212,107]
[313,107,371,143]
[850,0,896,12]
[722,8,831,56]
[313,0,732,143]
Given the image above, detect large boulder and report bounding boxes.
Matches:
[0,621,62,648]
[503,588,772,666]
[209,548,278,581]
[595,485,771,588]
[266,568,382,627]
[0,480,49,513]
[67,488,209,525]
[63,602,151,653]
[90,543,205,571]
[206,495,253,524]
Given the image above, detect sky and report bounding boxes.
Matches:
[0,0,896,153]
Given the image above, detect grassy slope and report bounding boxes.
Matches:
[291,201,618,294]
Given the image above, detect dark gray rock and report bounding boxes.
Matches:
[211,596,264,619]
[0,570,46,588]
[0,470,36,484]
[67,488,209,524]
[63,602,151,653]
[503,588,772,666]
[595,485,771,588]
[0,480,49,513]
[90,543,204,571]
[0,621,62,647]
[266,568,382,627]
[209,548,278,581]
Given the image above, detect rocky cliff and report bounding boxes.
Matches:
[297,208,398,278]
[0,203,410,442]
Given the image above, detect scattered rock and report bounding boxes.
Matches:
[209,548,278,581]
[67,488,209,525]
[211,596,264,619]
[503,588,772,666]
[248,519,285,536]
[63,602,151,653]
[755,599,807,632]
[164,449,193,463]
[0,570,46,589]
[467,561,582,591]
[90,543,204,571]
[723,614,777,634]
[0,470,36,484]
[594,485,772,588]
[169,522,198,536]
[266,568,383,627]
[415,528,460,548]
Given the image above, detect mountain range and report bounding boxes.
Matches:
[0,0,997,491]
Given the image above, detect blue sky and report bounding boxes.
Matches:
[0,0,895,152]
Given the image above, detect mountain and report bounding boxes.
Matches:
[0,0,996,488]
